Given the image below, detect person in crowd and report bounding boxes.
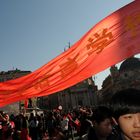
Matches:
[12,114,23,140]
[79,107,92,138]
[46,111,56,140]
[109,88,140,140]
[20,115,31,140]
[36,114,44,140]
[1,113,15,140]
[60,113,69,139]
[0,111,6,139]
[28,113,38,140]
[87,106,114,140]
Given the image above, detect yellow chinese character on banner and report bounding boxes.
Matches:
[86,28,113,55]
[34,75,50,90]
[125,13,140,37]
[59,54,79,78]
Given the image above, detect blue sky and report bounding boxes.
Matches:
[0,0,136,89]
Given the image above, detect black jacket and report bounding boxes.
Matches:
[87,126,124,140]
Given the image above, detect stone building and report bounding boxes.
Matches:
[0,69,31,82]
[37,77,98,111]
[98,56,140,103]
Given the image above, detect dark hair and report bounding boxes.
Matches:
[91,106,112,124]
[109,88,140,120]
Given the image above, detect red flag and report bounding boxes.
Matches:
[0,0,140,107]
[74,119,81,127]
[24,99,28,109]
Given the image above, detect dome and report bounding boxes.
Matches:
[119,57,140,72]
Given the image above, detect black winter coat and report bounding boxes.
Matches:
[87,126,124,140]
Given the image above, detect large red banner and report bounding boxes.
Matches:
[0,0,140,107]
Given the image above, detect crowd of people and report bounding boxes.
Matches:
[0,88,140,140]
